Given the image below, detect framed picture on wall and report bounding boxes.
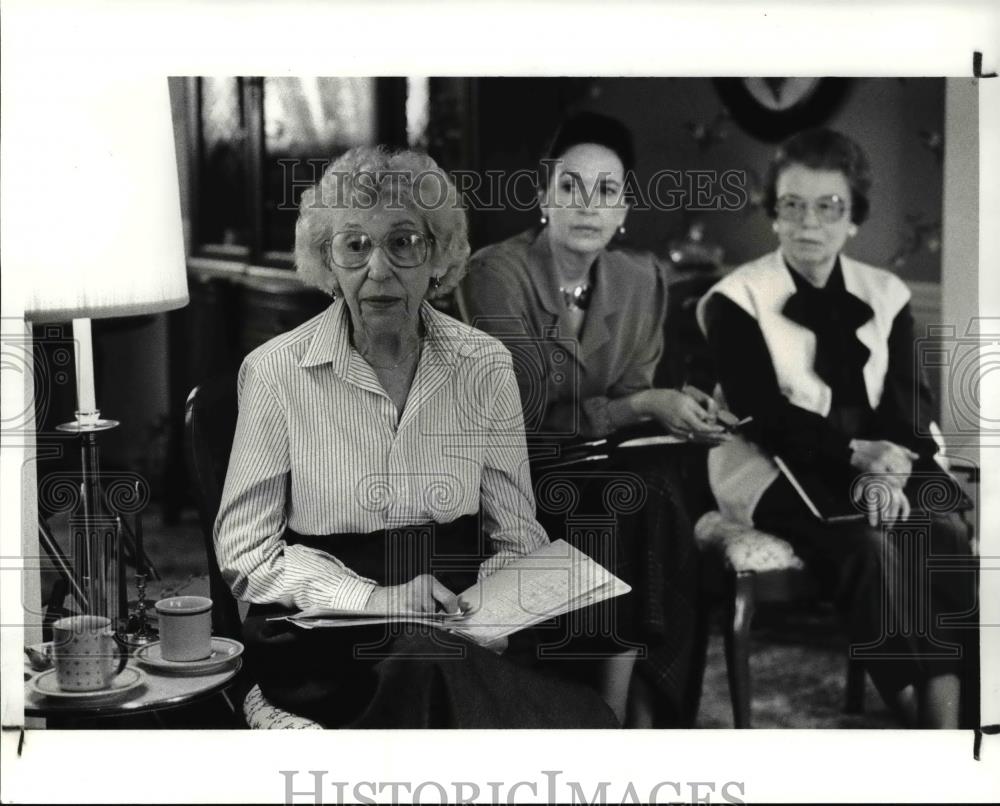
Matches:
[713,78,853,142]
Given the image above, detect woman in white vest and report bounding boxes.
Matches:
[696,129,975,728]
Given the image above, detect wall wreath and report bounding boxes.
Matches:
[713,78,853,142]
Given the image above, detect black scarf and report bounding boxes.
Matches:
[781,257,874,409]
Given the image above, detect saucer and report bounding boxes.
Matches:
[134,637,244,674]
[29,667,145,701]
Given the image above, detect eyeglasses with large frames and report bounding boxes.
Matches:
[774,194,849,225]
[327,229,434,270]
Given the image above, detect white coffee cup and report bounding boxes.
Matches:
[52,615,128,691]
[155,596,213,661]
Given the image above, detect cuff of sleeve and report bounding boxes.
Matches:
[478,549,522,580]
[330,576,378,612]
[905,432,940,457]
[479,530,549,579]
[581,396,613,438]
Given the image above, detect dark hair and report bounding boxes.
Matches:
[539,112,635,190]
[763,128,872,225]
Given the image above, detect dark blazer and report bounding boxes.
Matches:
[463,228,669,439]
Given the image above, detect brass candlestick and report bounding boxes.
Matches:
[122,481,158,646]
[124,571,158,645]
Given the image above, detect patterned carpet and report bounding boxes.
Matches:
[696,606,896,728]
[46,508,899,729]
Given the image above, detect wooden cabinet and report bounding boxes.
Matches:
[236,278,330,356]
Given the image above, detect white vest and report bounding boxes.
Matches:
[695,250,911,525]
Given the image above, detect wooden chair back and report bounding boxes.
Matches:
[184,373,242,640]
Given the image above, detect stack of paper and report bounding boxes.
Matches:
[450,540,629,643]
[278,540,630,645]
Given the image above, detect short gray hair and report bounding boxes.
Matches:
[294,146,469,299]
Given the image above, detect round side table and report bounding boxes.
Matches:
[24,657,241,722]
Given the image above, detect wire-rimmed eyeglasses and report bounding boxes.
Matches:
[774,194,849,225]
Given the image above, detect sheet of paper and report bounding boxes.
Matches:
[283,609,468,630]
[616,435,688,448]
[280,539,630,644]
[452,540,630,643]
[290,607,466,621]
[287,614,465,630]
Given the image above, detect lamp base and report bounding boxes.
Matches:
[60,415,123,623]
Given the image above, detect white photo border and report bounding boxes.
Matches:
[2,0,998,803]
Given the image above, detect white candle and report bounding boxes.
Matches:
[72,317,97,415]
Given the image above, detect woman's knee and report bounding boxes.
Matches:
[929,512,972,555]
[834,523,891,565]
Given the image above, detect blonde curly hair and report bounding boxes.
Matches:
[294,146,469,300]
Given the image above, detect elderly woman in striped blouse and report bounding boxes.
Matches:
[214,146,617,728]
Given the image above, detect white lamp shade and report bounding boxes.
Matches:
[4,74,188,323]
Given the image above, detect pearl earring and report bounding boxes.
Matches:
[618,225,626,237]
[540,214,548,226]
[848,226,858,237]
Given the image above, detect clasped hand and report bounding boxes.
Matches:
[365,573,467,615]
[849,439,918,487]
[364,575,508,654]
[853,480,912,527]
[641,385,731,445]
[849,440,918,526]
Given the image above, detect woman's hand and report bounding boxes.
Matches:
[849,439,918,488]
[638,388,729,443]
[853,479,912,527]
[681,384,719,418]
[365,574,466,615]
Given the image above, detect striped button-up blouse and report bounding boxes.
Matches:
[214,299,550,611]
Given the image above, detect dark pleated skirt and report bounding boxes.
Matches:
[242,515,619,728]
[531,446,702,727]
[753,474,979,727]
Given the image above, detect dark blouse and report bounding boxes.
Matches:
[703,260,939,475]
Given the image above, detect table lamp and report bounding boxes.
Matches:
[5,73,188,634]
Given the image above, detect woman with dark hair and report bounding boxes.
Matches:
[466,112,723,441]
[697,128,976,728]
[462,112,727,726]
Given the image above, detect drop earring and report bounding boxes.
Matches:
[430,276,442,290]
